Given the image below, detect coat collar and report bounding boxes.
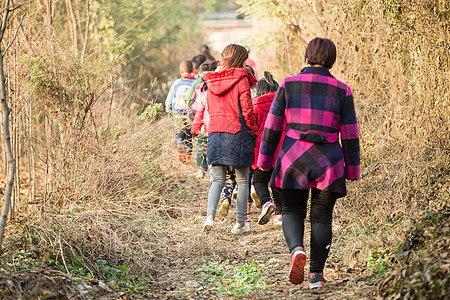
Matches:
[181,74,196,79]
[300,66,334,78]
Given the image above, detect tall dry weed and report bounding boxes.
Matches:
[17,116,202,279]
[2,13,198,279]
[329,0,450,213]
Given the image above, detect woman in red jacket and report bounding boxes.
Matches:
[200,44,258,234]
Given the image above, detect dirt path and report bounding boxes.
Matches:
[142,160,379,299]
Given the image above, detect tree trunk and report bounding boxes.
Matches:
[81,0,89,62]
[0,0,17,251]
[27,99,35,205]
[65,0,78,55]
[0,45,16,251]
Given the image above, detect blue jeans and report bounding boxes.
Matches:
[207,165,249,223]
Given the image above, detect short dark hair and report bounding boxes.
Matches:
[304,37,336,69]
[198,60,220,74]
[221,44,248,69]
[191,55,207,70]
[179,60,193,73]
[199,62,211,73]
[256,71,278,97]
[209,60,219,71]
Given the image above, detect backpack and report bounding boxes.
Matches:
[188,81,207,121]
[172,78,195,114]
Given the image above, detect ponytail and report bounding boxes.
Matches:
[256,71,279,97]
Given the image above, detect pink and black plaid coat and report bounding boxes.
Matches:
[257,67,360,196]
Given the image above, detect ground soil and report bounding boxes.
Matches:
[0,131,382,299]
[0,160,380,300]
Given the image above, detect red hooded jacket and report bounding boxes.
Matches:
[252,92,285,169]
[196,68,258,135]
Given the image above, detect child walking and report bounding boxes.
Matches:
[188,61,217,178]
[200,44,258,234]
[165,60,197,162]
[257,38,360,288]
[251,72,283,225]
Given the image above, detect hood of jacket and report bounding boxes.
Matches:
[203,68,257,96]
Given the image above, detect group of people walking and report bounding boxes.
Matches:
[165,39,360,289]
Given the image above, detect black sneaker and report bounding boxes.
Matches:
[307,272,328,289]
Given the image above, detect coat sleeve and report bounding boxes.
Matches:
[191,104,205,134]
[165,79,179,112]
[257,80,286,169]
[339,86,360,180]
[238,77,258,134]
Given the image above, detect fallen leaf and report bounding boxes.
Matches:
[349,257,358,269]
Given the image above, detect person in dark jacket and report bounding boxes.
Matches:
[257,38,360,288]
[199,44,258,234]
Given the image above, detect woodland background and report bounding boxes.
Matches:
[0,0,448,298]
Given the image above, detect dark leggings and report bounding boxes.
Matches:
[248,168,254,204]
[253,168,282,214]
[281,189,338,273]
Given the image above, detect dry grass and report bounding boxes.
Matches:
[5,116,208,279]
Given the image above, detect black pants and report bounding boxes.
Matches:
[252,168,282,214]
[248,168,254,204]
[281,188,338,273]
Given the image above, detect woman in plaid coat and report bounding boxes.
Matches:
[257,38,360,289]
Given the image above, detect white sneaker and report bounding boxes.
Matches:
[231,223,250,234]
[258,201,276,225]
[196,169,204,179]
[203,215,215,231]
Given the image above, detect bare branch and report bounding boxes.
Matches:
[8,1,29,13]
[117,6,161,40]
[0,1,28,14]
[2,12,25,56]
[77,56,137,133]
[0,0,11,43]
